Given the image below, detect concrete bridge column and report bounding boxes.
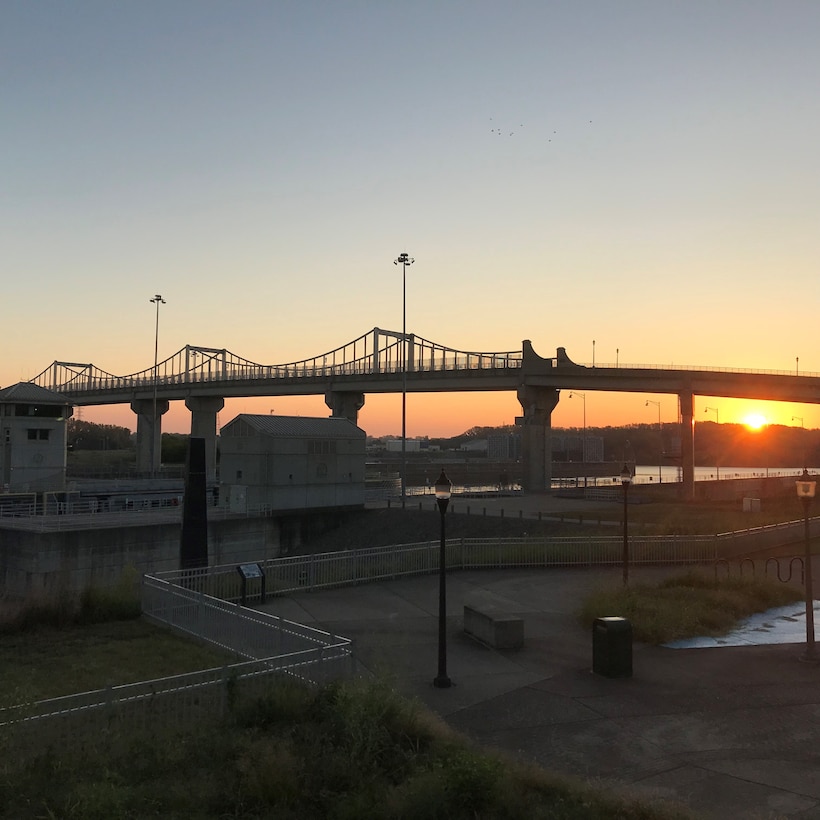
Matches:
[325,390,365,424]
[679,391,695,501]
[516,386,560,493]
[131,399,170,476]
[185,396,225,481]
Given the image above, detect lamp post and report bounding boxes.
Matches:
[569,392,586,488]
[645,399,662,484]
[796,469,817,662]
[433,469,452,688]
[704,406,720,480]
[394,252,414,509]
[620,463,632,586]
[149,294,165,479]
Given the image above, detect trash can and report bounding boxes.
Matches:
[592,617,632,678]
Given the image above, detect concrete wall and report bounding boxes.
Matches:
[0,515,284,600]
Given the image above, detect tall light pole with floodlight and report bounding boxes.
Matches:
[704,406,720,480]
[620,464,632,586]
[394,252,414,508]
[645,399,662,484]
[150,294,166,479]
[569,392,586,488]
[796,469,817,662]
[433,469,452,688]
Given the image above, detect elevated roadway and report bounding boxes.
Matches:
[29,327,820,498]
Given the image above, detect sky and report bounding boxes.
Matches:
[4,1,820,437]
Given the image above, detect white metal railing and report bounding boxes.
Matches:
[0,573,353,750]
[150,535,720,602]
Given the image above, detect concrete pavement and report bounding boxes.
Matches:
[264,565,820,820]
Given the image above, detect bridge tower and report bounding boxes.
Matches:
[325,390,365,424]
[131,399,169,476]
[679,390,695,501]
[516,386,560,493]
[185,396,225,481]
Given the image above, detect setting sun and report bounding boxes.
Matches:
[743,413,768,431]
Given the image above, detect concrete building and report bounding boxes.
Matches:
[0,383,73,493]
[219,414,366,513]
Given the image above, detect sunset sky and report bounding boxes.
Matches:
[4,1,819,437]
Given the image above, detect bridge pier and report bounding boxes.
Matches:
[516,386,560,493]
[131,399,170,476]
[185,396,225,481]
[325,390,365,424]
[679,390,695,501]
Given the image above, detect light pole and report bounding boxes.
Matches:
[796,469,817,662]
[794,416,806,469]
[150,294,165,479]
[394,252,414,509]
[569,392,586,488]
[620,463,632,586]
[592,340,596,367]
[645,399,662,484]
[433,469,452,688]
[704,406,720,480]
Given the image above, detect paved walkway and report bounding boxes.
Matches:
[264,565,820,820]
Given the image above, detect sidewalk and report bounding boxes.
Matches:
[264,566,820,820]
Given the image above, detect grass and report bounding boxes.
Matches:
[0,677,695,820]
[0,570,235,706]
[578,569,805,645]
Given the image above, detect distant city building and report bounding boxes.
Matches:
[385,438,423,453]
[459,439,488,454]
[551,433,604,463]
[0,383,73,493]
[488,433,521,460]
[219,414,365,513]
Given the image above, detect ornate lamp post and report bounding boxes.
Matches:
[149,294,165,478]
[620,463,632,586]
[645,399,662,484]
[704,406,720,480]
[796,469,817,662]
[394,252,414,508]
[433,469,452,688]
[569,392,587,488]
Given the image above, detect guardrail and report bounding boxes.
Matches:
[0,572,353,753]
[150,534,719,603]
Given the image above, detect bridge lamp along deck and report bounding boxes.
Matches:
[796,469,817,662]
[434,469,452,689]
[394,252,414,509]
[149,294,166,479]
[620,464,632,586]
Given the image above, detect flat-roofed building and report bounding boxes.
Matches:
[219,414,366,513]
[0,382,73,492]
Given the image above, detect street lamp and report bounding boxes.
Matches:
[150,294,166,479]
[433,469,452,688]
[620,463,632,586]
[645,400,662,484]
[704,406,720,480]
[796,469,817,662]
[394,252,414,509]
[569,392,586,488]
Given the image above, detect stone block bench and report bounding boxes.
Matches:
[463,591,524,649]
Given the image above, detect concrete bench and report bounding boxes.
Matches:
[463,591,524,649]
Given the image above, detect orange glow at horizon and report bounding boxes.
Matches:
[742,413,768,431]
[76,391,820,438]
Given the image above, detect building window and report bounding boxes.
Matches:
[28,429,50,441]
[308,440,336,455]
[236,470,242,480]
[39,429,50,441]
